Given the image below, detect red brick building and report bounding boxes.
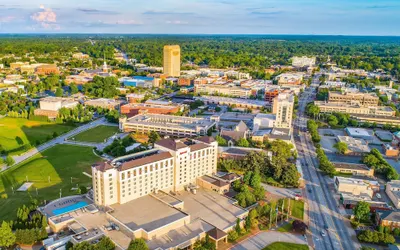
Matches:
[121,103,181,117]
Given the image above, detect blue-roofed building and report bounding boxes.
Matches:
[121,76,155,88]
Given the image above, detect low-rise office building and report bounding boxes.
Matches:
[291,56,316,68]
[36,64,60,75]
[197,95,269,110]
[333,162,374,177]
[34,97,78,118]
[119,114,215,137]
[376,211,400,229]
[194,84,253,98]
[334,176,379,198]
[276,73,304,85]
[336,136,370,155]
[328,91,379,106]
[314,101,395,117]
[386,180,400,209]
[120,103,182,117]
[85,98,120,110]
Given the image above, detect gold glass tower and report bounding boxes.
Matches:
[163,45,181,77]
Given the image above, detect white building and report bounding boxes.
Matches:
[291,56,316,68]
[92,137,218,206]
[272,93,294,129]
[253,113,276,131]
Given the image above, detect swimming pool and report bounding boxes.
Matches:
[53,201,89,216]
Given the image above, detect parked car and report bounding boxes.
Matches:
[321,230,326,237]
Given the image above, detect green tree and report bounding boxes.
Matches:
[148,131,161,144]
[236,138,250,147]
[55,87,64,97]
[334,142,348,154]
[128,238,149,250]
[0,221,15,248]
[353,201,370,222]
[5,155,15,166]
[250,170,261,188]
[96,237,115,250]
[71,241,96,250]
[327,115,338,127]
[70,83,79,94]
[215,135,227,146]
[253,186,265,200]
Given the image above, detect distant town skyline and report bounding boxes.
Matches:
[0,0,400,35]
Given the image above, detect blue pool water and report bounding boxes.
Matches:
[53,201,88,215]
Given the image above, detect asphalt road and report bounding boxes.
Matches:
[294,75,358,250]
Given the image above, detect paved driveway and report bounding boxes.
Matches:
[230,232,307,250]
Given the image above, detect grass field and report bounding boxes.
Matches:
[70,125,119,143]
[263,242,309,250]
[284,199,305,220]
[0,117,74,155]
[0,144,100,221]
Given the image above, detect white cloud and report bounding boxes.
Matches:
[31,6,59,29]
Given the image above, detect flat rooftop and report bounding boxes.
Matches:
[174,189,248,231]
[333,162,371,171]
[124,114,215,130]
[147,219,214,250]
[197,95,269,107]
[337,136,370,153]
[335,176,379,186]
[110,195,188,233]
[345,127,372,137]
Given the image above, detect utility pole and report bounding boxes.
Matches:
[287,199,290,221]
[269,207,272,229]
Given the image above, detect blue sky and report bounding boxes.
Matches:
[0,0,399,35]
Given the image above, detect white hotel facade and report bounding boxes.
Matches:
[92,137,218,206]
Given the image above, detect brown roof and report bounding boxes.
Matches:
[207,227,227,240]
[220,130,246,142]
[196,136,215,144]
[189,143,210,152]
[155,138,187,151]
[93,162,114,172]
[118,152,173,171]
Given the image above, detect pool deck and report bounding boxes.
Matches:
[42,195,93,217]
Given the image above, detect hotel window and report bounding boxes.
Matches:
[133,170,136,176]
[145,167,148,173]
[121,173,125,180]
[150,165,153,171]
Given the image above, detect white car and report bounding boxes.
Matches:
[376,193,381,199]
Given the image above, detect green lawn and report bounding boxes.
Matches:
[0,144,100,221]
[263,242,309,250]
[284,199,305,220]
[278,222,293,232]
[0,117,74,155]
[70,125,119,143]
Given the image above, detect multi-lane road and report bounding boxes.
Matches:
[294,75,359,250]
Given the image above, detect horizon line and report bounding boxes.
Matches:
[0,33,399,37]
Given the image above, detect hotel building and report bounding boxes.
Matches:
[163,45,181,77]
[119,114,215,137]
[92,137,218,206]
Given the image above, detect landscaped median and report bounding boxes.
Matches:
[263,242,309,250]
